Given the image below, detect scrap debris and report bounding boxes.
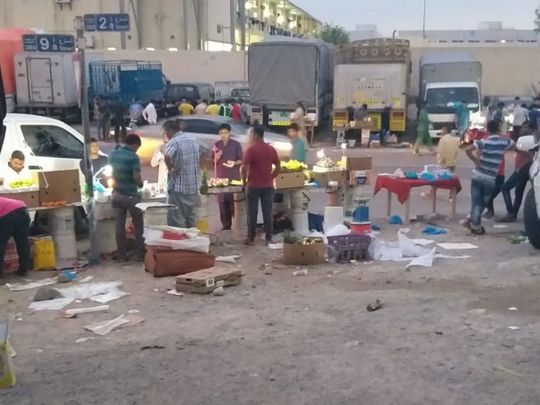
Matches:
[366,299,383,312]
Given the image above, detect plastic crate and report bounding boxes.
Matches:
[327,234,371,263]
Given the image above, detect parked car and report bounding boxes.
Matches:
[230,87,250,102]
[162,83,215,117]
[134,115,292,163]
[517,134,540,248]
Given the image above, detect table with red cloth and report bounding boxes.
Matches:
[374,175,462,223]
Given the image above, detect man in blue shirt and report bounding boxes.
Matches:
[109,134,144,261]
[288,123,307,163]
[454,100,470,139]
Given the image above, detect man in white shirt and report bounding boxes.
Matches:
[2,150,32,188]
[142,100,158,125]
[195,99,208,115]
[512,102,529,141]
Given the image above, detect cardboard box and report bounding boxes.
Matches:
[38,170,81,205]
[275,172,305,190]
[145,247,215,278]
[346,156,372,171]
[176,267,243,294]
[0,189,39,208]
[311,170,347,187]
[283,240,325,265]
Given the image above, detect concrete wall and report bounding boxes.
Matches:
[410,45,540,98]
[88,49,248,84]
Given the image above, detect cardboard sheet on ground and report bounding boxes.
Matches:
[371,232,469,269]
[56,282,128,303]
[7,277,58,291]
[29,297,74,311]
[437,243,479,250]
[84,314,144,336]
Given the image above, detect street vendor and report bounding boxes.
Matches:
[0,197,31,283]
[288,123,307,163]
[212,123,243,230]
[79,138,108,178]
[1,150,32,187]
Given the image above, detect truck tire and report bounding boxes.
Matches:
[524,188,540,249]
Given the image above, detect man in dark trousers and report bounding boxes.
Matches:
[112,98,127,145]
[212,123,243,230]
[241,126,280,246]
[0,197,31,282]
[109,134,144,261]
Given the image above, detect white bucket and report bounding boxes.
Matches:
[50,207,77,260]
[324,206,344,232]
[289,190,307,211]
[292,210,309,235]
[95,218,116,255]
[347,139,356,148]
[144,207,170,226]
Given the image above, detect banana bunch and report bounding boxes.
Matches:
[9,180,35,189]
[281,160,308,173]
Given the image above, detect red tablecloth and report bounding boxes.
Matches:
[374,175,462,204]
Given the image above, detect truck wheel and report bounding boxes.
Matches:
[524,189,540,249]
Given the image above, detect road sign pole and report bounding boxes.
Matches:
[75,16,99,265]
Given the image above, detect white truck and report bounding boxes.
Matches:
[419,52,482,138]
[14,52,81,123]
[248,37,333,128]
[333,38,411,135]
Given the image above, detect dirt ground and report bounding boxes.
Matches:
[1,148,540,405]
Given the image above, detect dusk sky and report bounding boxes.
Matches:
[293,0,539,33]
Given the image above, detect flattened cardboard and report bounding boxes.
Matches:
[283,241,325,265]
[38,170,81,204]
[275,172,305,190]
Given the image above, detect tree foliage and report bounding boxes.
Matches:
[317,23,349,45]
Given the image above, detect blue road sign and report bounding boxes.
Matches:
[22,34,76,52]
[84,13,130,32]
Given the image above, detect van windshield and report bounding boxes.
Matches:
[426,87,479,114]
[168,85,197,101]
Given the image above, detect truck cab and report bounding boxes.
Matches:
[424,82,480,138]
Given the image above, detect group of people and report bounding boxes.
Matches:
[177,98,248,123]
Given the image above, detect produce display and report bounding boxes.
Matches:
[284,233,324,246]
[8,180,35,189]
[207,177,230,187]
[42,200,67,208]
[280,160,308,173]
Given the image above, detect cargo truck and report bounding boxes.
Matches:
[419,52,482,138]
[14,52,81,122]
[248,37,333,128]
[89,60,166,107]
[333,38,411,135]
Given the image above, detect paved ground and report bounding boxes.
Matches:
[2,146,540,405]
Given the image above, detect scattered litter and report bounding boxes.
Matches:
[212,286,225,296]
[57,281,128,304]
[84,314,144,336]
[388,215,403,225]
[29,298,74,311]
[292,269,308,277]
[508,307,518,311]
[325,224,350,237]
[344,340,360,348]
[75,337,96,343]
[79,276,94,283]
[493,365,522,377]
[366,298,383,312]
[435,331,444,335]
[140,345,165,351]
[508,326,520,331]
[259,263,271,271]
[422,226,448,235]
[350,260,358,265]
[510,235,528,244]
[411,238,436,246]
[128,309,140,314]
[438,243,479,250]
[215,255,241,264]
[60,305,110,319]
[469,308,486,315]
[13,313,23,322]
[267,243,283,250]
[57,271,77,283]
[33,287,61,302]
[166,289,184,297]
[399,228,410,234]
[6,277,58,291]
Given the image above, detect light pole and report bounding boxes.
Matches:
[422,0,427,38]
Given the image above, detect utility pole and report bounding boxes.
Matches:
[74,16,99,265]
[229,0,236,50]
[239,0,246,50]
[422,0,427,38]
[119,0,127,49]
[183,0,189,49]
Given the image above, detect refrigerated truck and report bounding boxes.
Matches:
[248,37,333,128]
[14,52,81,122]
[419,52,482,138]
[332,38,411,135]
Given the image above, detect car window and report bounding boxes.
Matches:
[170,85,197,101]
[184,119,219,135]
[21,125,84,159]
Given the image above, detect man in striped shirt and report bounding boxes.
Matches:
[465,120,515,235]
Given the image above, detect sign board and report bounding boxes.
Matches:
[22,34,76,53]
[84,13,130,32]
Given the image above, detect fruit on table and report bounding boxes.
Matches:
[9,180,35,189]
[42,200,67,207]
[315,157,336,168]
[281,160,308,173]
[207,177,229,187]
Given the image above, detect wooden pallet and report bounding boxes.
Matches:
[175,267,243,294]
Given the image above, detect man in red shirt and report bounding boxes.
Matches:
[0,197,31,282]
[241,126,280,245]
[231,100,242,123]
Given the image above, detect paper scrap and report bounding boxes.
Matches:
[166,290,184,296]
[84,315,130,336]
[29,297,74,311]
[411,238,436,246]
[60,305,110,318]
[7,277,58,291]
[57,281,128,304]
[267,243,283,250]
[508,326,520,331]
[79,276,94,283]
[438,243,479,250]
[216,255,241,264]
[75,337,96,343]
[493,224,509,229]
[508,307,518,311]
